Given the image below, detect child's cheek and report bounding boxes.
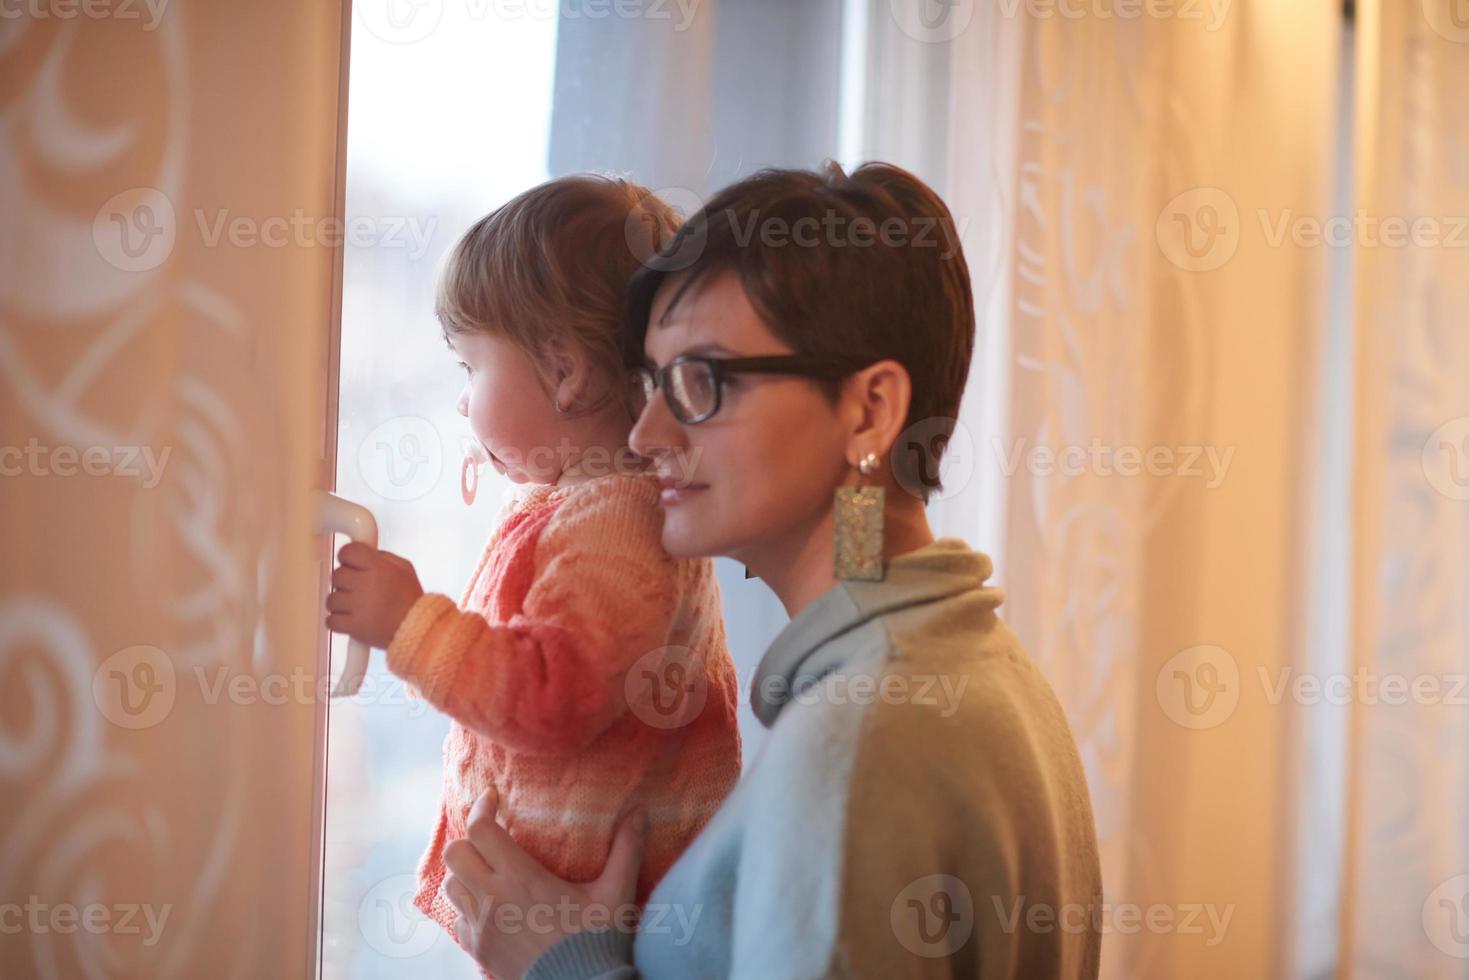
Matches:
[466,377,498,445]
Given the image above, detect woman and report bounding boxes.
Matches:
[438,162,1103,979]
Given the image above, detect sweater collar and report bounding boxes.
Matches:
[749,538,1004,728]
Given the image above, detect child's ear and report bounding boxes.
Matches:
[547,336,591,413]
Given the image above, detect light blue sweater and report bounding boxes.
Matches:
[527,538,1102,979]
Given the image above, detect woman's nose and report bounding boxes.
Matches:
[455,386,469,417]
[629,389,683,460]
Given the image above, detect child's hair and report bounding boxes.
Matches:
[436,174,682,416]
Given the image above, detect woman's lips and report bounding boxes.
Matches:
[658,475,707,505]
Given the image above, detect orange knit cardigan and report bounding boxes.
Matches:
[385,472,742,950]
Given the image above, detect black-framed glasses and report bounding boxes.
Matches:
[629,354,875,424]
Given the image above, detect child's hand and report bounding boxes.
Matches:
[325,543,425,650]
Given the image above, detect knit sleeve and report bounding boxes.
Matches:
[525,929,637,980]
[384,475,680,754]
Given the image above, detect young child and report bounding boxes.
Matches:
[324,175,743,960]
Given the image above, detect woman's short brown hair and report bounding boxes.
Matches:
[624,161,975,500]
[438,174,681,415]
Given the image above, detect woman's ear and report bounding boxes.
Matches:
[841,358,912,470]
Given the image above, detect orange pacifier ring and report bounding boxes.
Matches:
[461,451,481,505]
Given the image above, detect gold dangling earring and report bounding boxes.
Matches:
[834,451,885,581]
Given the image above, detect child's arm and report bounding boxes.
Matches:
[386,477,682,754]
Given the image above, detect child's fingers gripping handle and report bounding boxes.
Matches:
[315,491,379,697]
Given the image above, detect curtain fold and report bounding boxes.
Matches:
[1343,2,1469,977]
[927,1,1469,975]
[915,2,1428,976]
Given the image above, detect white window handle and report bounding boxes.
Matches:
[315,491,378,697]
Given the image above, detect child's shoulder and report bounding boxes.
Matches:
[513,472,682,573]
[535,471,662,533]
[544,469,658,503]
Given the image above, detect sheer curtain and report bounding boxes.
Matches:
[1344,2,1469,977]
[874,0,1469,977]
[6,2,1467,978]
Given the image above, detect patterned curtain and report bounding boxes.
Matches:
[920,0,1468,976]
[4,2,1467,978]
[0,2,345,976]
[1343,2,1469,977]
[984,4,1340,975]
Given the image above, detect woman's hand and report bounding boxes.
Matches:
[324,542,424,650]
[442,787,649,978]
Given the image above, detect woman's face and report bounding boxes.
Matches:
[629,270,851,563]
[449,330,562,484]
